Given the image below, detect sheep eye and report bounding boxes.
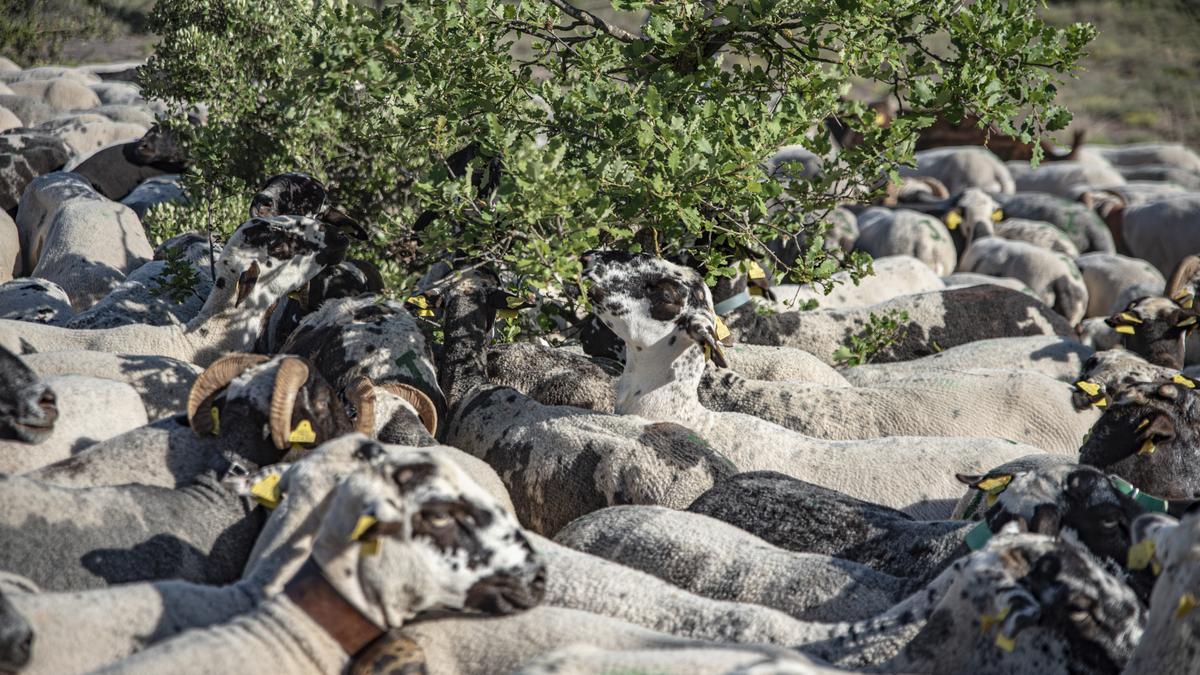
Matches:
[1069,609,1090,623]
[424,511,454,528]
[1099,517,1119,529]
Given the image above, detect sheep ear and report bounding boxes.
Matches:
[956,472,1013,492]
[1129,513,1176,571]
[686,318,728,368]
[324,207,369,241]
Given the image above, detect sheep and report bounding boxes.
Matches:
[1092,143,1200,173]
[25,353,357,489]
[63,234,216,330]
[698,365,1098,454]
[7,434,515,675]
[398,532,1143,675]
[1077,181,1187,206]
[0,104,20,132]
[1010,158,1127,198]
[769,256,945,311]
[282,295,444,441]
[0,130,71,212]
[0,345,57,445]
[842,336,1094,385]
[69,124,188,201]
[898,146,1015,194]
[88,81,143,106]
[553,504,909,621]
[991,191,1115,254]
[950,189,1089,325]
[850,208,957,275]
[1110,194,1200,277]
[0,469,266,592]
[21,350,200,421]
[993,217,1080,255]
[257,258,384,354]
[0,215,350,367]
[724,283,1072,365]
[93,451,545,675]
[0,373,147,474]
[0,278,74,326]
[1080,379,1200,500]
[486,342,621,412]
[1105,296,1193,370]
[583,252,1041,517]
[36,116,148,158]
[247,171,366,239]
[1076,253,1165,318]
[0,95,55,127]
[942,272,1034,295]
[1122,510,1200,675]
[1115,164,1200,190]
[765,206,860,265]
[19,173,154,310]
[436,272,735,535]
[5,78,100,110]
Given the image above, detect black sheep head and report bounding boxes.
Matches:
[0,346,57,444]
[1106,296,1195,370]
[1081,380,1200,500]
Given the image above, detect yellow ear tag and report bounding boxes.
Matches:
[994,633,1017,653]
[874,111,888,127]
[287,291,302,301]
[1076,381,1102,397]
[1115,325,1136,335]
[1094,398,1107,408]
[360,538,381,556]
[1177,316,1198,328]
[1174,292,1195,309]
[714,316,731,341]
[409,295,435,318]
[1139,439,1157,456]
[1119,312,1143,324]
[1174,374,1196,389]
[1137,418,1150,431]
[992,209,1004,222]
[1175,593,1198,619]
[747,261,767,280]
[350,514,377,542]
[749,286,764,297]
[979,605,1011,633]
[497,309,519,320]
[249,474,283,509]
[209,407,221,436]
[945,211,963,230]
[977,475,1013,492]
[1128,538,1156,571]
[288,419,316,445]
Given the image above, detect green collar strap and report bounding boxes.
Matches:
[965,521,994,551]
[1110,476,1170,513]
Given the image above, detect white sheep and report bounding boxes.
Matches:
[1075,252,1165,318]
[584,253,1044,517]
[0,278,74,326]
[769,255,946,311]
[852,208,957,275]
[1092,143,1200,173]
[92,451,545,675]
[1123,511,1200,674]
[1010,158,1127,198]
[1110,193,1200,277]
[899,146,1015,194]
[993,217,1080,255]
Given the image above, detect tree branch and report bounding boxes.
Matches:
[544,0,638,42]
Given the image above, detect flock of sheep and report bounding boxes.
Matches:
[0,55,1199,675]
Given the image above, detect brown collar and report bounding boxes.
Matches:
[284,557,383,656]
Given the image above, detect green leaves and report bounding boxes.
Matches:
[146,0,1091,336]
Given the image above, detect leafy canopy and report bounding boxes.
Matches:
[143,0,1093,312]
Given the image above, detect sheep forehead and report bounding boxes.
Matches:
[223,216,328,260]
[993,468,1069,517]
[224,356,294,408]
[256,172,328,216]
[1128,296,1179,317]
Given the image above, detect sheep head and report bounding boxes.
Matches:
[956,460,1159,603]
[310,442,545,629]
[582,251,728,368]
[1125,510,1200,671]
[250,172,367,241]
[0,345,57,444]
[187,353,355,467]
[216,215,350,312]
[1081,380,1200,500]
[1106,296,1194,369]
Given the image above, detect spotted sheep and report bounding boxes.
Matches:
[393,532,1143,675]
[435,271,734,535]
[5,434,517,675]
[281,295,443,445]
[1123,509,1200,674]
[583,251,1042,517]
[0,215,350,367]
[93,447,544,675]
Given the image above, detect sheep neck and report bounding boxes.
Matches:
[181,273,282,359]
[616,336,714,430]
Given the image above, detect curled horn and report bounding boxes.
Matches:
[345,376,377,436]
[1165,255,1200,302]
[379,382,439,436]
[270,357,310,450]
[915,176,950,200]
[187,353,270,434]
